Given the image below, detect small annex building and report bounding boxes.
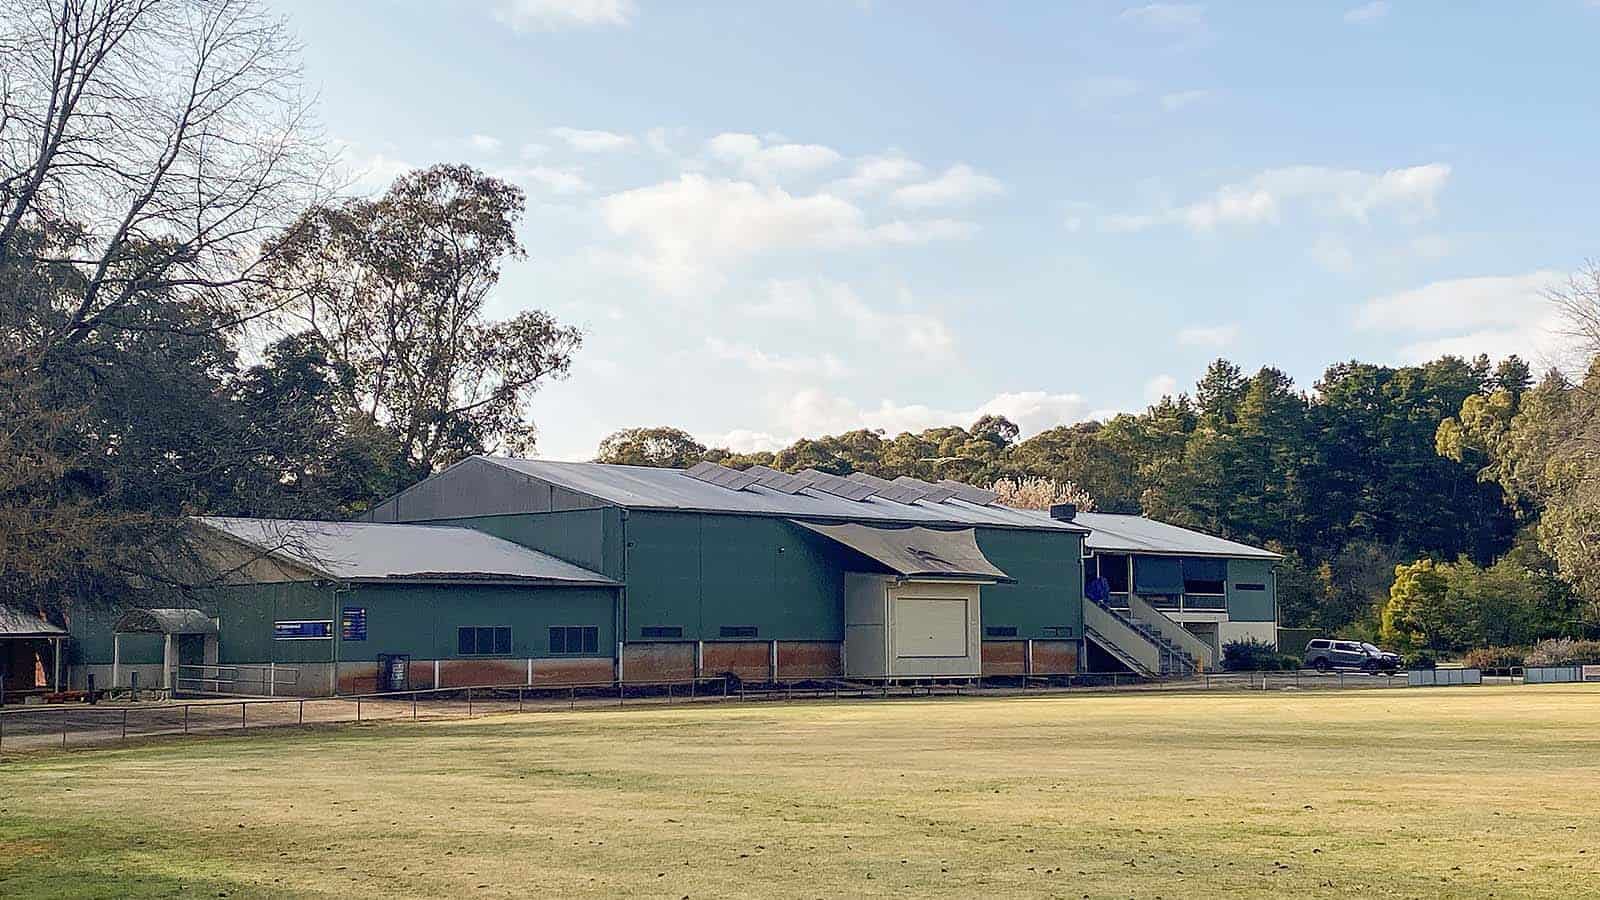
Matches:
[43,457,1283,696]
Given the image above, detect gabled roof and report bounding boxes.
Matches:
[195,517,618,586]
[1068,512,1281,560]
[478,458,1086,533]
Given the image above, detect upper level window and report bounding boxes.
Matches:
[641,625,683,639]
[1098,553,1131,593]
[719,625,758,638]
[458,626,512,656]
[1181,558,1227,595]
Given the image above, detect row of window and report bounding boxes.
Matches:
[456,625,600,657]
[639,625,760,639]
[1084,553,1256,597]
[984,625,1077,639]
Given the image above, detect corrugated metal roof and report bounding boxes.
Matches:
[790,522,1012,582]
[115,608,218,635]
[196,517,619,586]
[480,458,1088,532]
[1065,512,1281,559]
[0,605,66,637]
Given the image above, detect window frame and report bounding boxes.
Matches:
[640,625,684,639]
[457,625,513,657]
[548,625,599,655]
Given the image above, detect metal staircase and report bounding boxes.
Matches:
[1083,597,1198,677]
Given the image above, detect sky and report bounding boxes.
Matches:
[275,0,1600,460]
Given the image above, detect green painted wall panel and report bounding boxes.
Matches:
[202,582,617,663]
[975,528,1085,639]
[426,507,624,580]
[1226,559,1277,621]
[623,511,851,642]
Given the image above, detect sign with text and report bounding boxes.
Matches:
[341,606,367,642]
[274,620,332,640]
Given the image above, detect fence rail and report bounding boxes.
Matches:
[0,667,1506,755]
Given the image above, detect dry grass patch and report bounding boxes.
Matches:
[3,686,1599,898]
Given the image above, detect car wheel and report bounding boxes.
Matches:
[1361,660,1379,673]
[1312,658,1330,672]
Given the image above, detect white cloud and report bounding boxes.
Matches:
[1356,270,1571,364]
[599,175,974,293]
[332,141,413,194]
[468,134,503,153]
[550,126,636,152]
[1409,234,1452,259]
[492,0,636,31]
[495,164,591,194]
[703,337,851,379]
[1160,89,1212,111]
[1144,374,1180,402]
[1120,3,1206,31]
[1069,76,1141,108]
[1310,234,1357,274]
[1177,323,1240,347]
[890,164,1005,209]
[1343,1,1389,24]
[830,154,926,195]
[706,132,843,181]
[1103,163,1452,233]
[520,142,549,159]
[746,280,955,358]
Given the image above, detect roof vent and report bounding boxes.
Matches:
[1049,503,1078,522]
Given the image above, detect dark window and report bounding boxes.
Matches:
[984,626,1019,638]
[457,626,512,656]
[719,625,758,638]
[1044,625,1075,639]
[1236,583,1267,592]
[549,626,599,655]
[1180,558,1227,595]
[1100,553,1130,593]
[641,626,683,639]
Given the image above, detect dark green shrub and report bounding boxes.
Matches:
[1222,638,1295,672]
[1404,651,1437,670]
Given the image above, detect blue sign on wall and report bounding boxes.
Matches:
[274,620,332,640]
[341,606,367,642]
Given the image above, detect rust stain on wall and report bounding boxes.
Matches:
[777,641,842,678]
[981,640,1027,676]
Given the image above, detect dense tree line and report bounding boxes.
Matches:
[599,340,1600,646]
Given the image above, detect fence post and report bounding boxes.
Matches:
[357,698,362,723]
[618,681,624,707]
[62,706,68,747]
[667,683,673,705]
[122,707,128,741]
[467,687,473,718]
[241,702,247,730]
[184,705,190,734]
[298,700,304,726]
[413,692,418,721]
[570,686,575,710]
[518,687,524,713]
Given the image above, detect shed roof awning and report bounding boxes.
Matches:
[791,521,1012,582]
[114,608,219,635]
[0,605,67,638]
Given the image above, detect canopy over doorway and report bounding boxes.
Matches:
[112,608,219,692]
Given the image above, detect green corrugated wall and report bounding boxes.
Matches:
[974,528,1085,639]
[1225,559,1277,621]
[205,581,618,663]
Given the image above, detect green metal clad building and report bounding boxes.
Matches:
[39,458,1280,697]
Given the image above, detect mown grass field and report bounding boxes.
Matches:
[3,685,1599,899]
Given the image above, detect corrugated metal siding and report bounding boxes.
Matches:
[439,508,624,580]
[208,581,617,662]
[624,511,850,642]
[363,457,609,522]
[976,528,1085,640]
[1226,559,1277,621]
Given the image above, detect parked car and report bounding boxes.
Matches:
[1303,639,1401,674]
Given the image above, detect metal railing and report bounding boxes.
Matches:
[0,667,1492,755]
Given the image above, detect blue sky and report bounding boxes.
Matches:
[277,1,1600,459]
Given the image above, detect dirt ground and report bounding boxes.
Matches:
[3,684,1598,898]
